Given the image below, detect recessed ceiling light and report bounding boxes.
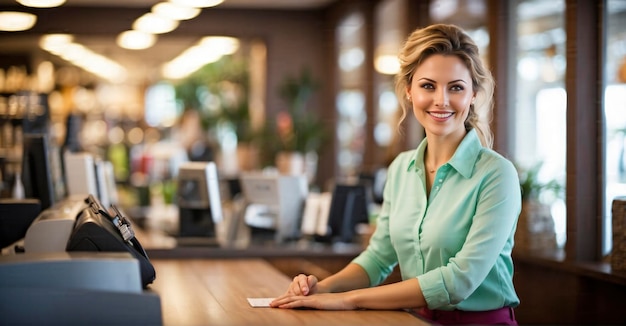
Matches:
[117,30,157,50]
[162,35,240,79]
[39,33,127,83]
[0,12,37,31]
[169,0,224,9]
[133,13,179,34]
[40,33,74,43]
[39,34,74,55]
[153,2,201,21]
[200,36,240,55]
[374,54,400,75]
[16,0,66,8]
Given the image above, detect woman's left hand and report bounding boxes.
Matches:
[270,292,357,310]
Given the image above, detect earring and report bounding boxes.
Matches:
[407,95,411,101]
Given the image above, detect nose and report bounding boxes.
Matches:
[434,88,449,107]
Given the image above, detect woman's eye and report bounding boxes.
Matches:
[420,83,434,90]
[450,85,464,92]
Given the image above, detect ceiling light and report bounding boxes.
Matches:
[40,33,74,45]
[39,33,74,53]
[162,46,222,79]
[153,2,201,21]
[39,34,127,83]
[117,30,157,50]
[169,0,224,8]
[0,12,37,31]
[162,36,240,79]
[57,43,89,62]
[16,0,66,8]
[133,13,179,34]
[200,36,240,55]
[374,54,400,75]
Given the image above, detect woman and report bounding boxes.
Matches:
[270,23,521,325]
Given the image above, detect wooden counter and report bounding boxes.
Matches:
[148,258,430,326]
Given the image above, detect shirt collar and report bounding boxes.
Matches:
[407,129,483,178]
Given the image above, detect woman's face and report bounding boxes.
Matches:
[407,54,475,141]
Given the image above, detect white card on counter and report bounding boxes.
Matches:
[247,297,275,308]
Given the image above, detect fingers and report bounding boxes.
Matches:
[269,295,288,307]
[270,293,352,310]
[290,274,316,296]
[297,274,310,295]
[270,295,314,309]
[270,274,318,308]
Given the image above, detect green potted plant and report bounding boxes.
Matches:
[174,56,262,172]
[515,161,564,253]
[276,67,327,153]
[518,161,563,202]
[260,67,329,183]
[174,55,252,143]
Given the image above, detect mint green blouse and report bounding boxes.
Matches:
[352,129,521,311]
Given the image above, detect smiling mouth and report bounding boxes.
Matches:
[428,112,454,119]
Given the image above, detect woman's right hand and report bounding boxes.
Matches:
[283,274,320,296]
[270,274,319,308]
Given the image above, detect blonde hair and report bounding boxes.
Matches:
[394,24,494,148]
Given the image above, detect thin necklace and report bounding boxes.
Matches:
[425,149,441,174]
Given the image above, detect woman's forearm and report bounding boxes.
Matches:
[318,263,427,310]
[317,263,371,293]
[271,264,426,311]
[347,277,426,310]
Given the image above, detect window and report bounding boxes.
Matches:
[514,0,566,249]
[336,12,367,180]
[604,0,626,255]
[145,82,179,128]
[372,0,407,165]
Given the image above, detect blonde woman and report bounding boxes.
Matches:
[271,24,521,325]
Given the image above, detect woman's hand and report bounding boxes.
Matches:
[270,292,357,310]
[270,274,357,310]
[282,274,319,297]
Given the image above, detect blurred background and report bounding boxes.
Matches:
[0,0,625,264]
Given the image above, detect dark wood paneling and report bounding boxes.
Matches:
[487,0,516,157]
[514,258,626,324]
[565,0,603,262]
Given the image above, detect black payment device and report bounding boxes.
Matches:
[66,195,156,288]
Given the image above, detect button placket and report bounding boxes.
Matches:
[431,165,448,196]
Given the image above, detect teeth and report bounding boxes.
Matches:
[430,112,453,119]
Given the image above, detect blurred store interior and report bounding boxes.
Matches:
[1,0,626,324]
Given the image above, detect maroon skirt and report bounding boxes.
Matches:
[415,306,518,325]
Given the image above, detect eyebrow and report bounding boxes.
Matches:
[417,77,468,85]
